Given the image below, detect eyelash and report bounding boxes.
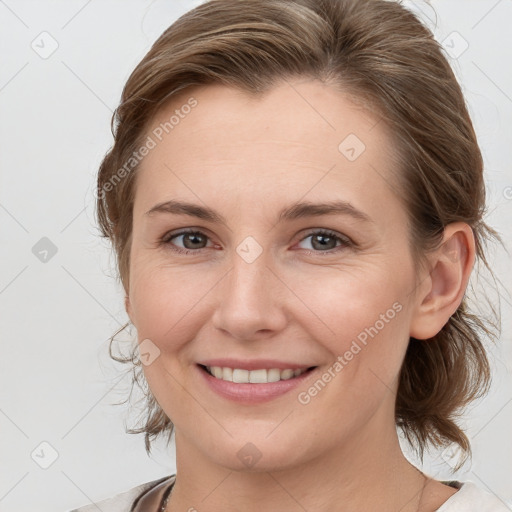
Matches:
[159,228,353,256]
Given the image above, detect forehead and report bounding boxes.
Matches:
[146,79,388,152]
[134,80,402,218]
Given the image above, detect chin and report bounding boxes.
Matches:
[200,433,312,474]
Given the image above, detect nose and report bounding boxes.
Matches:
[211,250,288,341]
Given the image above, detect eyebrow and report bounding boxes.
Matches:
[145,199,373,224]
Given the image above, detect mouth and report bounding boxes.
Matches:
[198,364,317,383]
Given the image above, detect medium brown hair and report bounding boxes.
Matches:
[96,0,500,467]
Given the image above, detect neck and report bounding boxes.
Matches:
[166,416,427,512]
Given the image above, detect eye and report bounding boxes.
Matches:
[296,229,352,254]
[161,229,213,254]
[160,228,353,256]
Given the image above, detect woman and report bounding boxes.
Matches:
[71,0,509,510]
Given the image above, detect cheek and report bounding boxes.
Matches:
[128,261,218,349]
[290,264,411,390]
[292,263,407,339]
[293,273,409,427]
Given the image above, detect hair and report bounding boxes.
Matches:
[96,0,501,468]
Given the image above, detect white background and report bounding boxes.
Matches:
[0,1,511,510]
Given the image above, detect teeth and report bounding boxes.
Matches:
[267,368,281,382]
[249,369,267,383]
[205,366,309,383]
[280,369,294,380]
[232,369,249,383]
[212,367,223,379]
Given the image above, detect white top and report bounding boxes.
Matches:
[436,481,511,511]
[68,475,511,511]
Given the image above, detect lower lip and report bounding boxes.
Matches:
[197,365,317,404]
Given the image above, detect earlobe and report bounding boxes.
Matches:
[409,223,475,340]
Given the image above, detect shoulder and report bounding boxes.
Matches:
[67,474,176,512]
[437,481,511,512]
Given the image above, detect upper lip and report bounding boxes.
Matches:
[197,359,317,371]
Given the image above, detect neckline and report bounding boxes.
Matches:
[435,481,471,511]
[132,475,176,511]
[441,480,463,489]
[155,476,464,511]
[159,476,176,511]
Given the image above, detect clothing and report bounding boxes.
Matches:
[68,474,511,511]
[68,475,173,512]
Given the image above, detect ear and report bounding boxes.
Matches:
[409,222,475,340]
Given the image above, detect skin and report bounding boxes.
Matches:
[125,79,474,511]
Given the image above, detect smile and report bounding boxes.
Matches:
[197,360,318,403]
[204,365,311,383]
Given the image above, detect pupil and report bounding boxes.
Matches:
[313,234,335,250]
[184,233,205,249]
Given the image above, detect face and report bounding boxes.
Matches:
[126,79,421,471]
